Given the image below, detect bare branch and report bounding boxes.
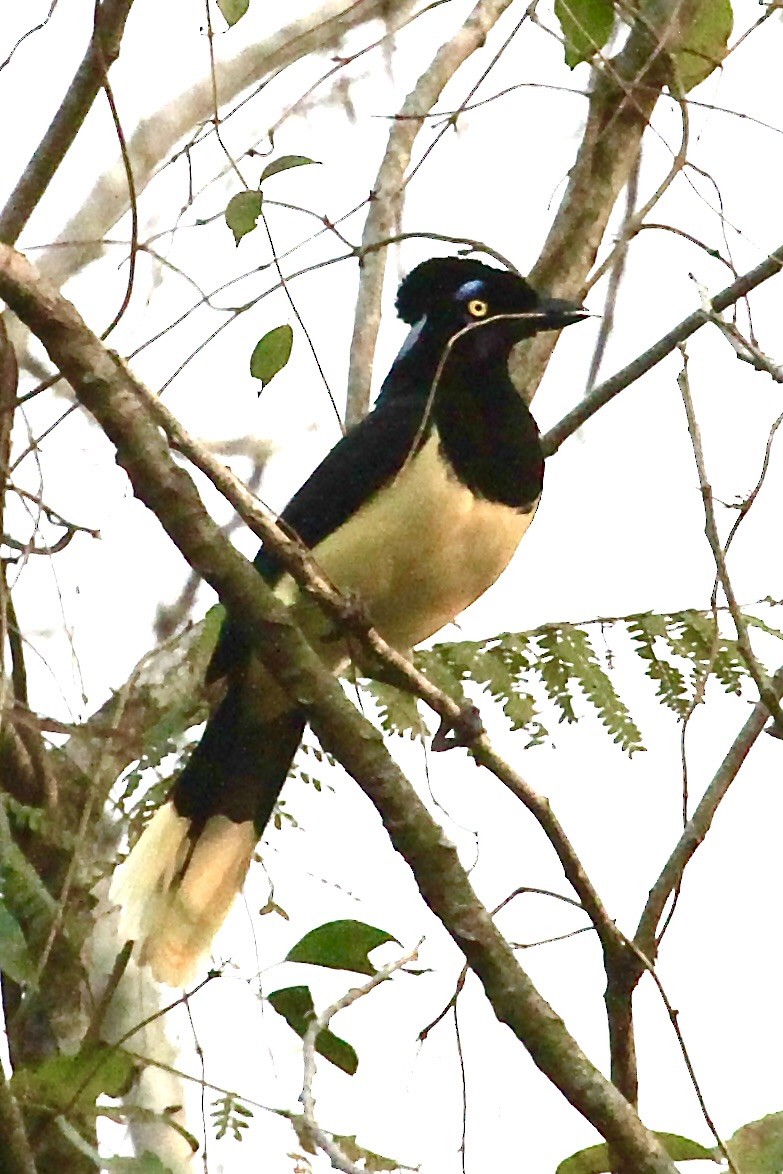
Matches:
[346,0,517,426]
[636,663,783,956]
[28,0,416,295]
[301,944,420,1173]
[513,8,679,403]
[0,0,137,246]
[705,308,783,383]
[542,243,783,457]
[678,348,783,733]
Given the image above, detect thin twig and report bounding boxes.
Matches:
[636,661,783,955]
[346,0,517,426]
[93,32,139,340]
[26,0,416,293]
[301,943,420,1173]
[584,89,689,298]
[541,242,783,457]
[678,348,783,734]
[623,938,738,1174]
[0,0,136,245]
[584,151,641,394]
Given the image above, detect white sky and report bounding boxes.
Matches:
[3,0,783,1171]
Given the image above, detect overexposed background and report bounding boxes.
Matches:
[3,0,783,1170]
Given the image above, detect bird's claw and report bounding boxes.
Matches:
[432,703,483,752]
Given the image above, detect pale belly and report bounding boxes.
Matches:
[279,431,537,655]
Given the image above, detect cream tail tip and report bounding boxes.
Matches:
[109,804,257,987]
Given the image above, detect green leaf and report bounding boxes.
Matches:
[554,0,614,68]
[725,1112,783,1173]
[286,919,397,975]
[225,190,263,244]
[0,897,35,984]
[14,1044,135,1111]
[250,324,293,390]
[268,986,358,1075]
[671,0,733,94]
[260,155,319,184]
[210,1092,254,1141]
[361,679,426,738]
[217,0,250,25]
[557,1132,717,1173]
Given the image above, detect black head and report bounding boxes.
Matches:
[395,256,587,365]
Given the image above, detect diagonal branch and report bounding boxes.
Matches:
[124,357,624,961]
[0,241,679,1174]
[678,350,783,732]
[26,0,416,295]
[636,664,783,957]
[346,0,518,426]
[0,0,137,246]
[512,6,679,405]
[542,243,783,457]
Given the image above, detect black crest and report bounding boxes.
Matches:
[395,256,535,324]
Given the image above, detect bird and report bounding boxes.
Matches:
[110,255,588,985]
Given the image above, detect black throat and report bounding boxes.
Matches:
[378,326,544,510]
[434,351,544,510]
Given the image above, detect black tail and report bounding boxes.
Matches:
[173,688,307,832]
[110,689,306,985]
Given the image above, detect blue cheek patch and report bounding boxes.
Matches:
[455,279,486,302]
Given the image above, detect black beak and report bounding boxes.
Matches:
[535,296,591,331]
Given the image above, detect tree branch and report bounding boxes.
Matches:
[636,664,783,957]
[346,0,517,426]
[512,7,677,404]
[541,243,783,457]
[25,0,415,295]
[0,242,679,1174]
[0,0,137,246]
[678,350,783,732]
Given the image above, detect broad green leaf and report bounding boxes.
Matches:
[14,1043,135,1110]
[250,324,293,389]
[217,0,249,25]
[554,0,614,68]
[268,986,358,1074]
[225,190,263,244]
[260,155,319,184]
[671,0,733,94]
[725,1112,783,1173]
[557,1131,716,1173]
[0,897,35,984]
[286,919,397,975]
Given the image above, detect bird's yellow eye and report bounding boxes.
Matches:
[467,298,489,318]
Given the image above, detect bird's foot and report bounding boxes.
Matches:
[432,703,484,752]
[323,590,373,641]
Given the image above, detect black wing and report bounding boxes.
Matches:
[207,394,429,682]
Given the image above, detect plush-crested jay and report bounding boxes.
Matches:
[110,256,587,984]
